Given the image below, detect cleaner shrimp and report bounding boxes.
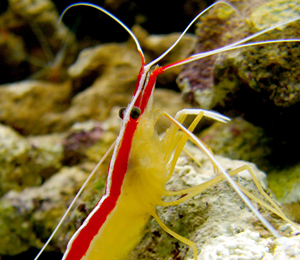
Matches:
[34,1,300,260]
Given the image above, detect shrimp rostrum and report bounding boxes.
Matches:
[35,2,300,260]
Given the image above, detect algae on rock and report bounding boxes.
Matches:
[0,166,88,256]
[198,117,272,170]
[178,0,300,109]
[269,166,300,204]
[0,124,63,196]
[0,80,73,135]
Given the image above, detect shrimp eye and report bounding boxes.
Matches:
[119,107,126,119]
[130,107,141,119]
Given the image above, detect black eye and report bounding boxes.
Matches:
[130,107,141,119]
[119,107,126,119]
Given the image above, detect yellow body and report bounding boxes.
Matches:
[83,111,168,260]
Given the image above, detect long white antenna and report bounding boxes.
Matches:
[59,2,145,61]
[144,1,238,71]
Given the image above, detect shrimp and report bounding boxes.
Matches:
[35,2,300,260]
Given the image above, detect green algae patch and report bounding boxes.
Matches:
[0,124,63,196]
[268,165,300,204]
[0,166,88,255]
[250,0,300,31]
[93,176,106,191]
[0,199,40,255]
[214,4,236,20]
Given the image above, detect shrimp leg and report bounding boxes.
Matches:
[157,110,298,230]
[161,165,298,228]
[159,111,282,237]
[150,210,199,260]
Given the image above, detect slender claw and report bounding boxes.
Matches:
[202,110,231,123]
[176,109,231,123]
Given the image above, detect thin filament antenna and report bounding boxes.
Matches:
[144,1,238,71]
[59,2,145,64]
[34,141,116,260]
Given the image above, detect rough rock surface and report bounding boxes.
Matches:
[178,0,300,109]
[0,123,63,196]
[0,166,88,255]
[198,117,272,170]
[194,228,300,260]
[0,80,72,135]
[1,141,298,259]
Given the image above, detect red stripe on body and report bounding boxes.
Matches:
[139,70,163,113]
[64,119,138,260]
